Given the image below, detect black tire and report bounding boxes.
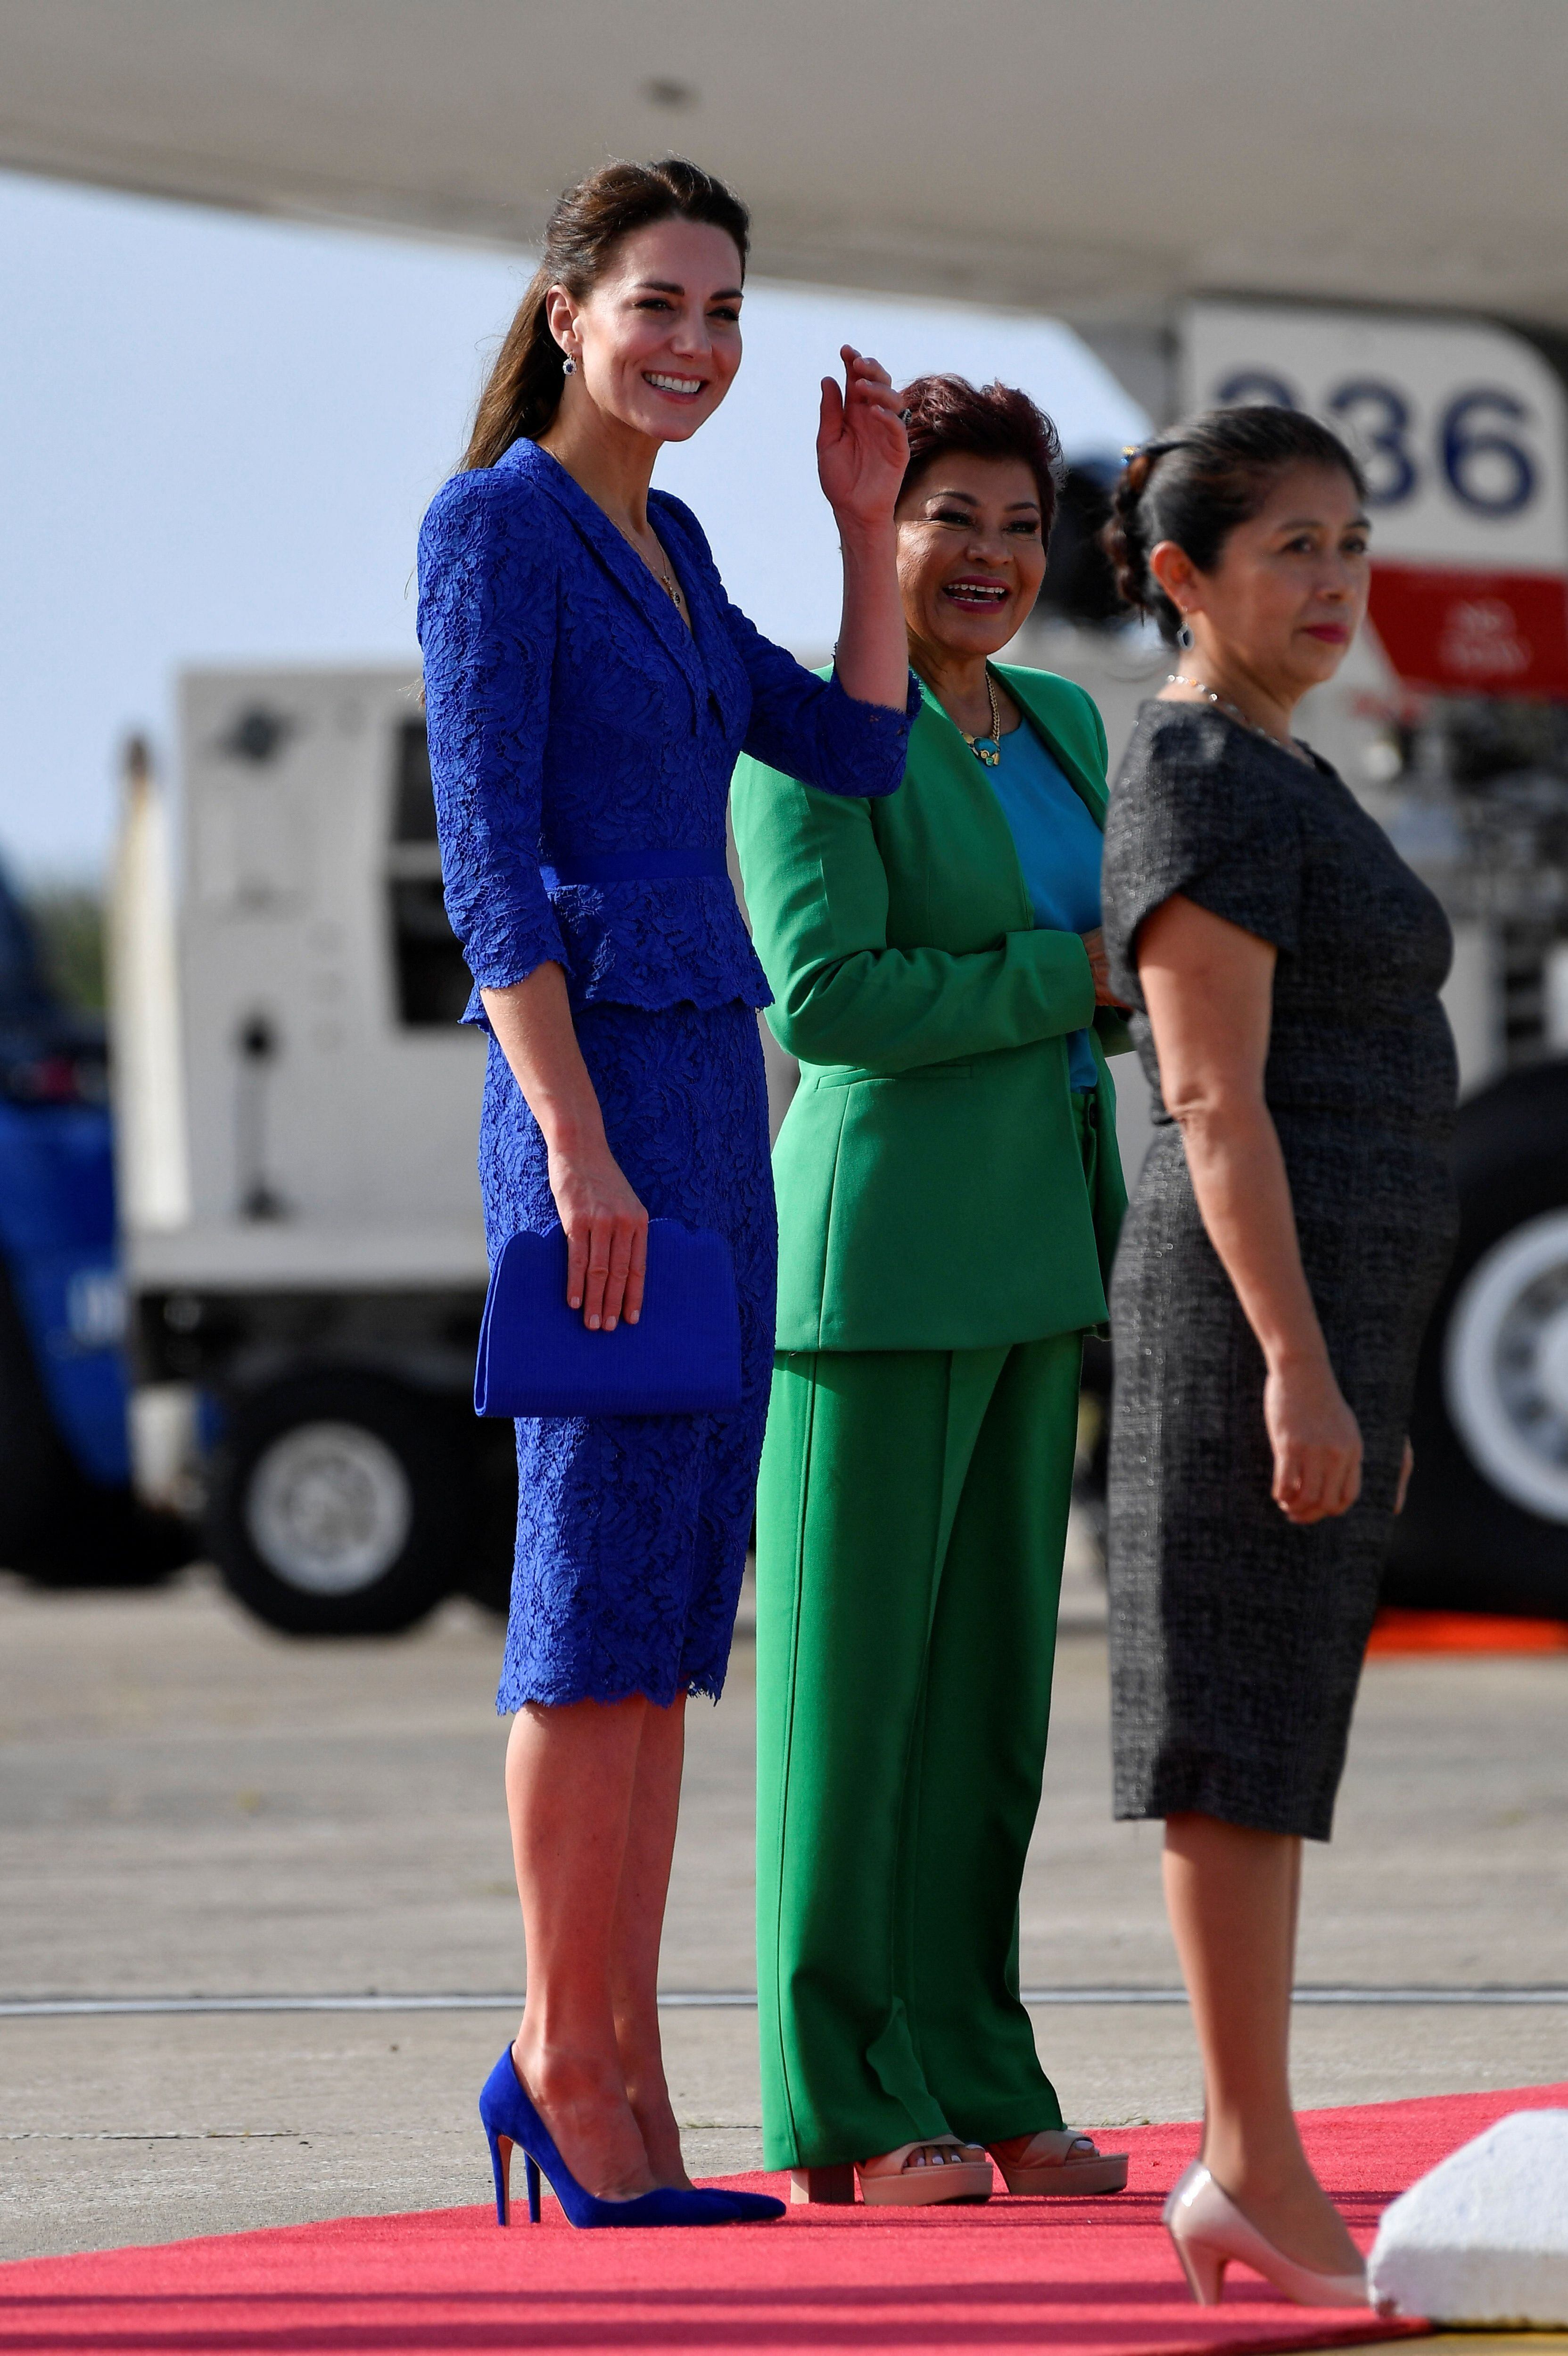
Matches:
[1387,1062,1568,1618]
[206,1371,463,1636]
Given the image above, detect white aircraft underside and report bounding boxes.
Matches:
[2,0,1567,332]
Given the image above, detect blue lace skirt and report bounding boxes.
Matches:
[479,1002,775,1711]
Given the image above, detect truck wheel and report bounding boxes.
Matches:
[208,1373,459,1635]
[1387,1064,1568,1618]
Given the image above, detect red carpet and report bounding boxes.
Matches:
[1367,1607,1568,1653]
[2,2082,1563,2355]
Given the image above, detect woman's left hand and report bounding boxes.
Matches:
[817,346,910,534]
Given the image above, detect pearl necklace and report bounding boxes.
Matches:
[1166,675,1314,768]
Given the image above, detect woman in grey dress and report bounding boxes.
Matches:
[1099,408,1457,2308]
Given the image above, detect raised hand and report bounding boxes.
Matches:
[817,346,910,536]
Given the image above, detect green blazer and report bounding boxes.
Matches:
[731,664,1131,1353]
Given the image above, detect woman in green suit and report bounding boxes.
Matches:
[732,376,1131,2208]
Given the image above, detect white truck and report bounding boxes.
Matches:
[113,671,513,1631]
[113,300,1568,1633]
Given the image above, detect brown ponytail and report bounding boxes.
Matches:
[461,157,750,470]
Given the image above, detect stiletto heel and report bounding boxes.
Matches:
[478,2048,784,2228]
[486,2128,512,2226]
[1163,2160,1369,2308]
[1172,2231,1227,2305]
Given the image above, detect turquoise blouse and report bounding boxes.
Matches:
[988,719,1105,1089]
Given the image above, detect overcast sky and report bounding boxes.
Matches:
[0,169,1147,885]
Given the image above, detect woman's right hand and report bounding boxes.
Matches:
[1263,1354,1363,1524]
[816,346,910,535]
[546,1140,648,1333]
[1081,927,1126,1008]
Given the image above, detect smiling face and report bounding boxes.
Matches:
[1157,460,1371,699]
[895,453,1048,664]
[548,217,744,446]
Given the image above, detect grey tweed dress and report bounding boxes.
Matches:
[1101,703,1458,1841]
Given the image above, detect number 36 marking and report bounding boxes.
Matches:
[1213,371,1537,517]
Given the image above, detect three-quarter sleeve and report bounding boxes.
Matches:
[656,494,917,798]
[417,470,567,1009]
[727,608,920,799]
[1101,707,1304,1012]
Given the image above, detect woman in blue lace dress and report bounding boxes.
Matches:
[417,159,914,2223]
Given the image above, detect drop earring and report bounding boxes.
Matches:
[562,354,576,375]
[1177,621,1194,650]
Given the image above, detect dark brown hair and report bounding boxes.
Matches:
[1103,404,1368,642]
[897,375,1065,538]
[461,157,750,470]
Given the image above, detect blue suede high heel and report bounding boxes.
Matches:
[479,2048,783,2227]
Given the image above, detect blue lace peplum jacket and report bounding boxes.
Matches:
[416,437,918,1027]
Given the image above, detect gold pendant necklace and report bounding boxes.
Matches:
[652,544,684,608]
[614,518,685,611]
[957,672,1003,766]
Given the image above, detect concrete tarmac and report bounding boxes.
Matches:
[1,1565,1564,2260]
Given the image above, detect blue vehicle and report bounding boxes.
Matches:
[0,864,194,1584]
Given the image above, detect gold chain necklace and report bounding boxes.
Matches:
[614,518,685,611]
[956,671,1004,767]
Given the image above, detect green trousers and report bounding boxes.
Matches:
[754,1329,1084,2169]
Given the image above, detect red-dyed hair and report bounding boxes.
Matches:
[898,374,1065,538]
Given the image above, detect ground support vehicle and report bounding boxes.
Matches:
[113,674,513,1634]
[0,856,193,1587]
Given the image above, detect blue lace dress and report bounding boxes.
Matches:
[417,438,914,1710]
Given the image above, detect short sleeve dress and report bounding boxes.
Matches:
[1100,703,1459,1841]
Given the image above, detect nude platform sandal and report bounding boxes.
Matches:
[988,2128,1129,2196]
[791,2136,994,2207]
[1163,2160,1370,2307]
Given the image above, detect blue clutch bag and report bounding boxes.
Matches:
[474,1220,743,1418]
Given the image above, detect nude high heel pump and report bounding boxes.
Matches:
[1163,2161,1369,2308]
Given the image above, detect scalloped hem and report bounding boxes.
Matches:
[495,1665,730,1713]
[464,978,770,1031]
